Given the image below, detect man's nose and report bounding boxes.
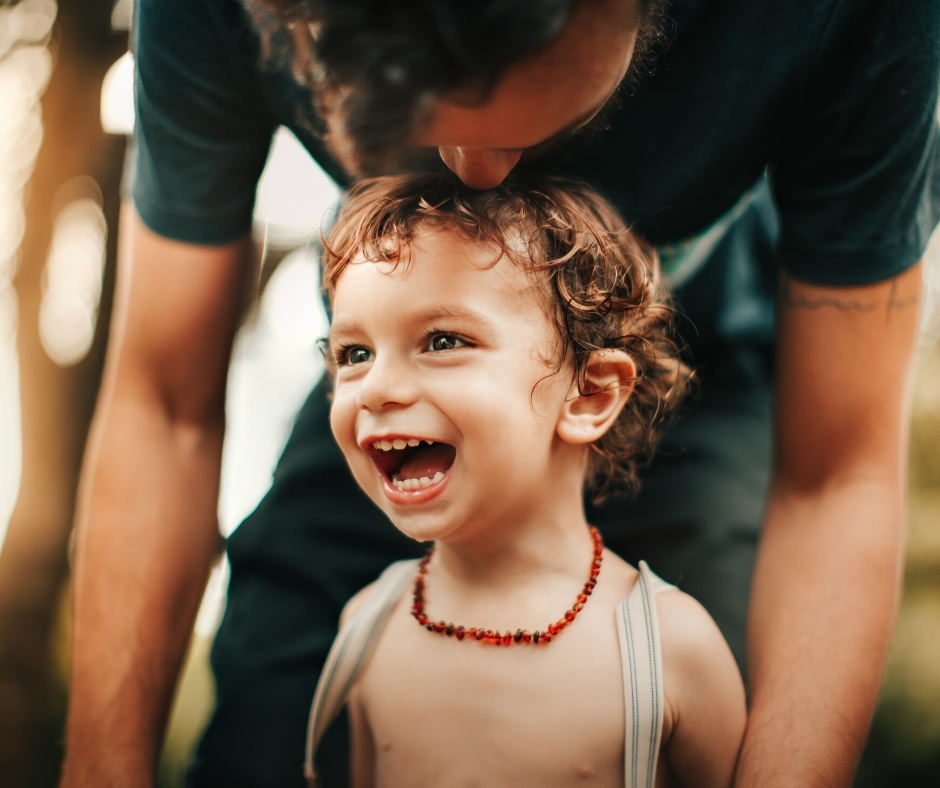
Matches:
[438,146,523,189]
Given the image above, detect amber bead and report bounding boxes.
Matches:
[412,527,604,649]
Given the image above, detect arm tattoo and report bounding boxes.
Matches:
[782,276,917,323]
[886,278,919,323]
[781,277,877,313]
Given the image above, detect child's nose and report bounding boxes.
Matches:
[356,356,419,412]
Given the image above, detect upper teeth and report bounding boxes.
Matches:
[373,439,435,451]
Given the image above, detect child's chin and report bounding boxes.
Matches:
[387,515,458,546]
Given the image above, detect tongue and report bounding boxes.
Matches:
[399,444,456,479]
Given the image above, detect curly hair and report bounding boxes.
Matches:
[321,173,690,497]
[243,0,671,174]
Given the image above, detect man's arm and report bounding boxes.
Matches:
[60,204,255,787]
[733,264,922,788]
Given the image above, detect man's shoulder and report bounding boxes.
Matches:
[136,0,263,73]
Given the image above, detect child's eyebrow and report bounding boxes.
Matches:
[327,321,362,342]
[328,306,490,343]
[327,304,490,342]
[416,305,491,326]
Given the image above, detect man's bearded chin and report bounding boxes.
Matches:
[320,93,445,179]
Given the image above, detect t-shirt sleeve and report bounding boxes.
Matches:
[772,0,940,286]
[131,0,277,245]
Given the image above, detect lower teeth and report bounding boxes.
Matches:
[392,471,445,490]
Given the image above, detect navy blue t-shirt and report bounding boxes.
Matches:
[132,0,940,363]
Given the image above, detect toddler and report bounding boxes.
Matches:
[304,174,745,788]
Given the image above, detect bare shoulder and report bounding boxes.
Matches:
[656,586,746,788]
[600,548,639,594]
[656,587,735,671]
[339,581,380,628]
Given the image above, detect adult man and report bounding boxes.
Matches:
[62,0,939,787]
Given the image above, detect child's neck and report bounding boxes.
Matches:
[431,491,594,590]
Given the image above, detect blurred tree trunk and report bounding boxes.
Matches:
[0,1,125,785]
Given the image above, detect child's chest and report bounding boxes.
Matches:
[357,600,629,788]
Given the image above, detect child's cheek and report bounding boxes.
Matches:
[328,381,358,459]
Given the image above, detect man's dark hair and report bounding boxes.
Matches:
[245,0,669,174]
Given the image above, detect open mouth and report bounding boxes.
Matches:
[368,438,457,491]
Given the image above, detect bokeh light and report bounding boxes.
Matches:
[100,49,134,135]
[0,0,56,556]
[38,183,107,367]
[253,126,341,247]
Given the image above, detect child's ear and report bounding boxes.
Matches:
[556,349,637,445]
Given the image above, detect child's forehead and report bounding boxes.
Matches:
[332,226,556,325]
[344,224,541,290]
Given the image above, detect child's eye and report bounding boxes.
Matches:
[341,346,374,365]
[428,334,466,352]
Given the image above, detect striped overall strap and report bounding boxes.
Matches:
[303,559,418,788]
[616,560,673,788]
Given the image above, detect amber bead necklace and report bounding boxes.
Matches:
[411,526,603,646]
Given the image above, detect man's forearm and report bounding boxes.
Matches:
[58,207,252,787]
[61,393,225,786]
[733,475,904,788]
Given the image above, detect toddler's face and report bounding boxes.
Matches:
[327,227,582,545]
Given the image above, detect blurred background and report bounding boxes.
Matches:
[0,1,937,786]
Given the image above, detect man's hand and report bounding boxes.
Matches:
[60,205,255,787]
[734,264,922,787]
